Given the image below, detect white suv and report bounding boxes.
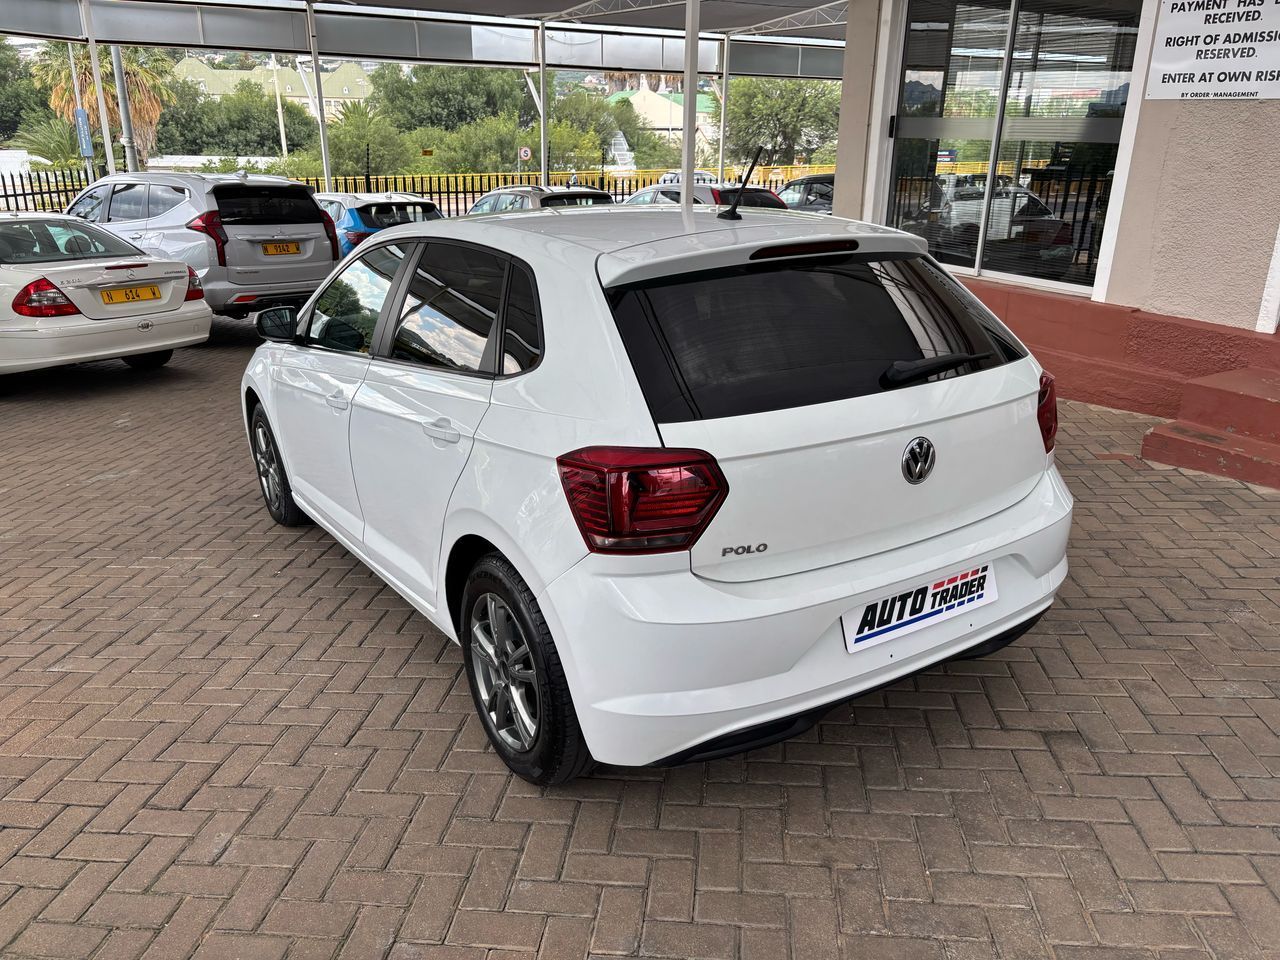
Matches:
[241,206,1072,783]
[67,172,338,317]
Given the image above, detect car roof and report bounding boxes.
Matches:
[369,206,926,287]
[314,192,433,205]
[482,185,609,196]
[0,211,83,223]
[85,171,307,193]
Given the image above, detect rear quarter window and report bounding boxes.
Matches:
[608,253,1025,423]
[214,185,323,224]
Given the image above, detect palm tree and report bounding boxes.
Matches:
[31,45,174,163]
[10,117,82,168]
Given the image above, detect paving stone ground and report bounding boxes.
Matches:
[1,318,1280,959]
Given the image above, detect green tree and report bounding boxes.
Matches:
[0,43,52,143]
[722,77,840,165]
[10,117,82,167]
[320,101,416,177]
[155,79,316,158]
[368,63,535,131]
[414,113,598,174]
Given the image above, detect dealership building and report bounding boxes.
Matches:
[5,0,1280,483]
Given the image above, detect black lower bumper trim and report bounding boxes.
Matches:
[651,608,1047,767]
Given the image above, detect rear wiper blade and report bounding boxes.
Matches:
[880,351,993,390]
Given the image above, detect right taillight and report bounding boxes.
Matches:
[184,266,204,301]
[12,277,79,318]
[187,211,228,267]
[1038,371,1058,454]
[556,446,728,554]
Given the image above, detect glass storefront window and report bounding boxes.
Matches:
[887,0,1141,286]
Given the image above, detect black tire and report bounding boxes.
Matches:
[123,349,173,370]
[460,553,593,785]
[248,406,306,526]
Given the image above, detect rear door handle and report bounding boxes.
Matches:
[421,417,460,444]
[128,233,144,240]
[325,391,349,411]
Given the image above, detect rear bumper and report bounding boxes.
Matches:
[0,303,213,374]
[203,278,327,315]
[539,466,1073,767]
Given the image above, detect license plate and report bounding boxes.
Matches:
[100,284,161,305]
[843,564,998,653]
[262,242,301,256]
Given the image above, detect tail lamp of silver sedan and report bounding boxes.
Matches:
[240,206,1072,784]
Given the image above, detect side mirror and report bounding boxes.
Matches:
[254,306,298,343]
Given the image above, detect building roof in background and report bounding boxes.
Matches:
[173,57,371,100]
[606,89,716,117]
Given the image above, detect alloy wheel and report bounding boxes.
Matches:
[470,593,540,752]
[253,422,283,512]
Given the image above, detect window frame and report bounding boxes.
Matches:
[68,184,110,222]
[297,239,417,357]
[105,182,149,223]
[366,238,544,383]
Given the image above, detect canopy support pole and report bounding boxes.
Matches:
[78,0,115,175]
[717,36,730,182]
[680,0,700,216]
[67,41,94,181]
[305,0,332,190]
[109,45,139,171]
[539,24,549,185]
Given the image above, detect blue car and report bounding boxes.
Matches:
[314,192,443,256]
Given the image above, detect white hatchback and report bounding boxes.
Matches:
[240,206,1072,784]
[0,213,212,375]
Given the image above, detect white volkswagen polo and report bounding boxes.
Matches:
[241,206,1072,784]
[0,213,211,374]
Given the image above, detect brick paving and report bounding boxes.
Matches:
[1,318,1279,959]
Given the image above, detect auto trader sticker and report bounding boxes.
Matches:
[843,565,997,653]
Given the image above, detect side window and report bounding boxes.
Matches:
[106,183,148,222]
[624,191,651,205]
[501,265,541,375]
[67,185,109,221]
[305,243,407,353]
[808,181,834,204]
[493,194,519,212]
[148,185,186,218]
[389,242,505,373]
[469,196,496,214]
[778,184,805,205]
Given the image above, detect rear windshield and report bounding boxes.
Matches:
[723,189,787,209]
[0,219,138,264]
[608,253,1025,423]
[542,193,613,207]
[214,185,323,224]
[355,202,441,229]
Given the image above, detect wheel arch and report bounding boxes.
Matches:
[440,515,552,644]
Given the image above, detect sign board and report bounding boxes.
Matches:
[1148,0,1280,100]
[518,146,532,162]
[936,148,957,163]
[74,108,94,158]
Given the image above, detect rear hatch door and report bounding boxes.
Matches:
[604,244,1046,583]
[212,183,334,284]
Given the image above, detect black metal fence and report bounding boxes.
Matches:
[0,168,787,219]
[0,169,97,213]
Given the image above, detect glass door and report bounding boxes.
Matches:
[886,0,1141,286]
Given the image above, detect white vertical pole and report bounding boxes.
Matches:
[539,24,549,186]
[305,1,332,190]
[67,42,94,180]
[717,35,730,183]
[972,0,1019,276]
[680,0,701,215]
[271,55,289,159]
[79,0,115,175]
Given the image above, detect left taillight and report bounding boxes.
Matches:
[12,277,79,318]
[184,266,204,301]
[556,446,728,554]
[1038,371,1059,454]
[321,211,340,260]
